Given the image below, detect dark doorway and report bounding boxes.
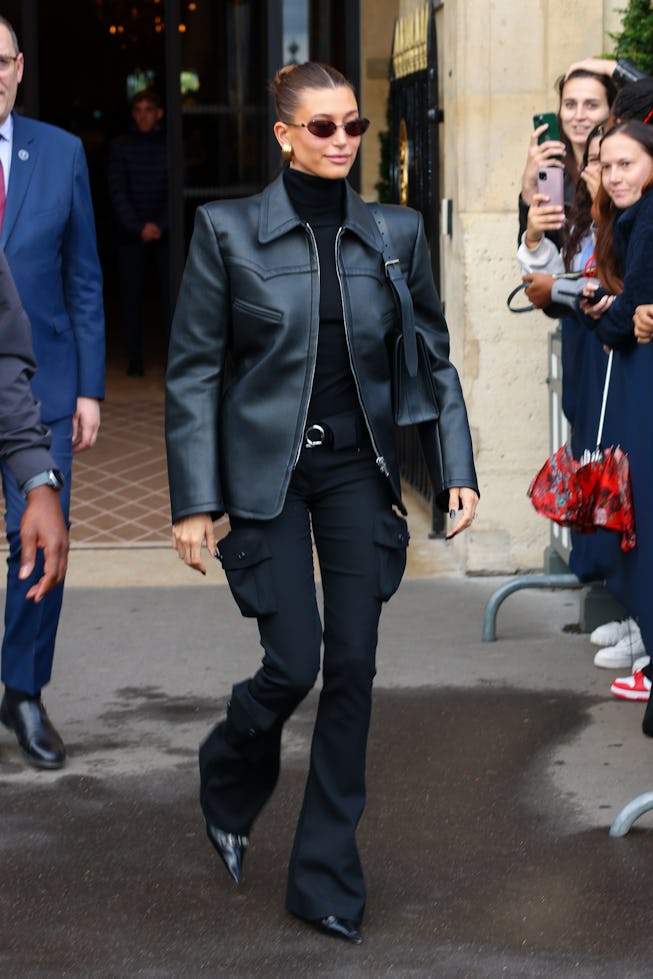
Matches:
[10,0,360,373]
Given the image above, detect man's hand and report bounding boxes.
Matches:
[141,222,162,242]
[19,485,69,602]
[72,397,101,454]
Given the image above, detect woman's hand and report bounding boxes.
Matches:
[580,164,601,201]
[525,194,564,244]
[579,293,615,319]
[564,58,616,81]
[445,487,479,539]
[521,126,566,206]
[172,513,217,575]
[634,304,653,344]
[523,272,555,309]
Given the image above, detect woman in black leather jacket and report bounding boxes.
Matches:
[165,61,478,946]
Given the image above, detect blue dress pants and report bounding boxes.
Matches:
[199,436,409,924]
[1,416,73,694]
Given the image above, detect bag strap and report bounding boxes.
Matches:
[596,350,613,450]
[370,204,418,378]
[506,282,535,313]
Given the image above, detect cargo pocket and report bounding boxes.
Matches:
[374,510,409,602]
[217,530,277,618]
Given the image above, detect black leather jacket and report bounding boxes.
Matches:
[165,173,478,522]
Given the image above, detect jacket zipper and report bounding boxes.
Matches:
[335,227,389,477]
[292,222,321,468]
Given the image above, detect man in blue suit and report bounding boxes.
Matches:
[0,16,105,768]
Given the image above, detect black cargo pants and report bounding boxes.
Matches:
[199,426,409,924]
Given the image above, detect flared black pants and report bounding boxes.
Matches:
[199,435,409,924]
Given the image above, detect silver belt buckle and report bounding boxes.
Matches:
[305,423,326,448]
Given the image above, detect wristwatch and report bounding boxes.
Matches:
[21,468,65,496]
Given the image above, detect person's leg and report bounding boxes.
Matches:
[153,238,171,341]
[285,447,408,925]
[117,241,146,374]
[1,416,73,694]
[199,489,323,837]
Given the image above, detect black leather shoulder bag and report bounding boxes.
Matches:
[370,204,440,427]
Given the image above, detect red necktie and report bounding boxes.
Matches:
[0,158,6,234]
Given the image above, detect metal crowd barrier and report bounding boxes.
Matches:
[482,329,582,641]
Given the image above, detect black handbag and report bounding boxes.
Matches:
[370,205,440,427]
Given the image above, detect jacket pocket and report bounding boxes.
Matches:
[52,314,73,335]
[232,297,283,322]
[373,510,409,602]
[217,529,277,618]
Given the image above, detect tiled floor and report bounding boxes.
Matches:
[2,301,172,550]
[70,393,170,548]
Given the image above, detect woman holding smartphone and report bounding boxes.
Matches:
[165,61,478,945]
[518,68,616,225]
[572,121,653,711]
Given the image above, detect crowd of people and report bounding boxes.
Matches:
[516,56,653,729]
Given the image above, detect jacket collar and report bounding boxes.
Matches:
[613,189,653,254]
[258,170,381,253]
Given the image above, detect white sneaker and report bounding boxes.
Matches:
[593,632,646,669]
[590,617,640,647]
[632,655,651,674]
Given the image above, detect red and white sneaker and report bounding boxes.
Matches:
[610,670,652,702]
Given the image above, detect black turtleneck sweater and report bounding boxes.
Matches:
[283,167,360,421]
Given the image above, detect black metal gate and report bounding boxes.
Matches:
[388,2,444,534]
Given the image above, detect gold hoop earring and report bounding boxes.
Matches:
[281,143,293,162]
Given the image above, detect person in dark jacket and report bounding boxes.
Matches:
[575,122,653,717]
[0,246,68,606]
[108,88,169,376]
[165,62,479,946]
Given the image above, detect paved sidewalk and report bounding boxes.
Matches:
[1,560,652,975]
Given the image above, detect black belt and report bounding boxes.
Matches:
[303,412,363,450]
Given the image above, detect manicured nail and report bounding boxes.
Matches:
[449,509,456,520]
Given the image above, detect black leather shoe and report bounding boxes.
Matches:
[0,694,66,769]
[206,823,248,883]
[315,915,363,945]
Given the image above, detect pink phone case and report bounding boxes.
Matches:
[537,167,564,208]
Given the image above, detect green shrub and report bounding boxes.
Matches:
[611,0,653,76]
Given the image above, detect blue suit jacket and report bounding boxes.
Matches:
[1,113,105,423]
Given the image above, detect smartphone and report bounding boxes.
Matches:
[533,112,560,144]
[537,167,565,208]
[585,285,608,305]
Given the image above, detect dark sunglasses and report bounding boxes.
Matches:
[289,117,370,139]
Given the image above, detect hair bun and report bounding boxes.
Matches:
[275,64,299,84]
